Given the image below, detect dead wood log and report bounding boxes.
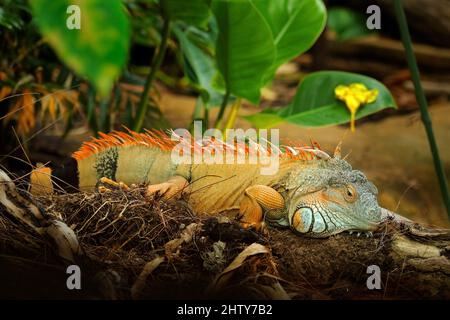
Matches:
[0,169,81,262]
[0,169,449,299]
[329,36,450,72]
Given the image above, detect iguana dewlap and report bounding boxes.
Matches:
[30,130,382,238]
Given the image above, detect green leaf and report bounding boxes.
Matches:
[160,0,211,27]
[244,108,284,128]
[0,7,22,30]
[0,0,29,31]
[173,24,224,107]
[246,71,396,128]
[30,0,130,96]
[126,2,161,47]
[212,0,276,104]
[252,0,326,80]
[328,7,375,41]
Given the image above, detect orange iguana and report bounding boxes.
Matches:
[29,129,383,238]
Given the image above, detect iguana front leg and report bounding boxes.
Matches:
[146,175,189,199]
[239,185,286,231]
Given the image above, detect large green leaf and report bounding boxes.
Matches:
[252,0,326,79]
[212,0,276,104]
[328,7,375,41]
[245,71,397,128]
[173,25,224,107]
[30,0,130,96]
[160,0,211,27]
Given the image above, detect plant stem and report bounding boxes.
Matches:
[204,104,209,127]
[214,89,230,128]
[224,98,241,130]
[133,18,171,132]
[394,0,450,217]
[189,98,203,133]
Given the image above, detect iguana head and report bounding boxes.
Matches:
[283,157,382,238]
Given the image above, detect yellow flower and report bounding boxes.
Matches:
[335,83,378,132]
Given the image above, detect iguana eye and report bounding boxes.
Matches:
[344,184,357,202]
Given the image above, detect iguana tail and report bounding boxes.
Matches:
[29,158,79,195]
[29,130,178,196]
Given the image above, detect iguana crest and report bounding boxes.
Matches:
[73,129,325,162]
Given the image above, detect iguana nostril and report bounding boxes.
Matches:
[368,206,382,222]
[359,193,382,222]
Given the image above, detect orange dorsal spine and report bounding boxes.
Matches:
[72,129,325,162]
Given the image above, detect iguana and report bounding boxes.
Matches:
[29,129,383,238]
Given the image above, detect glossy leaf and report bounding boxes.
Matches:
[212,0,276,104]
[173,25,224,107]
[245,71,396,128]
[30,0,130,96]
[252,0,326,80]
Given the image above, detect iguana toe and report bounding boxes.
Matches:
[98,186,112,193]
[98,177,130,191]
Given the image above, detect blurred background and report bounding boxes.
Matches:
[0,0,449,227]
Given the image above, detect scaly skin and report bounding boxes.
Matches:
[30,130,382,238]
